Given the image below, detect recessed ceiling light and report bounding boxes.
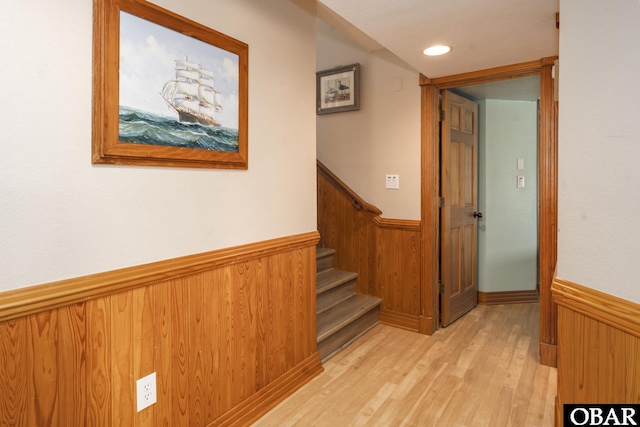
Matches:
[423,45,451,56]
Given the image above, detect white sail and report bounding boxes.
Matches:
[198,78,214,89]
[178,99,201,112]
[175,81,199,98]
[175,59,200,70]
[199,69,215,79]
[213,92,223,111]
[161,56,223,126]
[198,86,215,105]
[161,80,177,100]
[175,69,200,80]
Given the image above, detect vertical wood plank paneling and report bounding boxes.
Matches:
[218,267,234,415]
[111,291,134,427]
[376,228,420,316]
[203,270,220,424]
[0,233,320,427]
[171,279,189,426]
[317,169,423,330]
[556,306,573,408]
[133,286,156,427]
[254,258,269,392]
[58,303,87,426]
[154,281,172,427]
[626,334,640,402]
[263,259,276,386]
[573,313,598,402]
[28,311,59,427]
[293,249,305,364]
[0,318,28,427]
[87,297,111,427]
[365,220,377,297]
[302,246,316,357]
[596,321,626,403]
[188,274,204,427]
[232,262,248,406]
[270,257,286,381]
[248,260,259,398]
[283,254,296,371]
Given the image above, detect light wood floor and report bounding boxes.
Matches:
[252,303,557,427]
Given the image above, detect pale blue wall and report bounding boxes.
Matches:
[477,99,538,292]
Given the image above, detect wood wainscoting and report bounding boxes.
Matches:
[552,278,640,427]
[317,161,422,332]
[0,232,322,427]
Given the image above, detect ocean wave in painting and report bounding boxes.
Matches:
[119,106,239,152]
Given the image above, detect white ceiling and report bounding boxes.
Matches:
[317,0,558,100]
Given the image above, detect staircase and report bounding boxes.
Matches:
[316,247,382,362]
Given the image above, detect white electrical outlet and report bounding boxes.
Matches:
[136,372,157,412]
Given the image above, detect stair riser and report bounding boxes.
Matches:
[316,253,335,273]
[317,306,380,362]
[317,281,356,314]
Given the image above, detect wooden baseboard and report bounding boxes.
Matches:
[380,309,420,332]
[419,315,436,335]
[539,342,557,367]
[211,353,323,426]
[477,290,539,305]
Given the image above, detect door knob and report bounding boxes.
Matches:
[473,211,483,218]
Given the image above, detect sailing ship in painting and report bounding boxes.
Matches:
[160,56,223,127]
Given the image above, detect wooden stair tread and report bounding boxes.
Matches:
[317,294,381,342]
[316,269,358,295]
[315,246,381,362]
[316,247,336,273]
[316,247,335,258]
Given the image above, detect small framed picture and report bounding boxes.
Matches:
[316,64,360,115]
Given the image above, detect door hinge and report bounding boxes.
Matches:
[439,197,445,208]
[439,282,444,293]
[439,109,445,121]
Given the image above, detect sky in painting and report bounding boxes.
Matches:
[119,11,240,130]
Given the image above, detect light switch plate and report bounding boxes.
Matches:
[385,174,399,189]
[517,158,524,170]
[517,176,525,188]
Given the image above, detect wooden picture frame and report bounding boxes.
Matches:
[93,0,248,169]
[316,63,360,115]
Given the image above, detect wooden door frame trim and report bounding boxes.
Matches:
[419,57,558,367]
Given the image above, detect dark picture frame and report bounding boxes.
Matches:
[93,0,249,169]
[316,63,360,115]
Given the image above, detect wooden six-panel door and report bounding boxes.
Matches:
[440,90,479,327]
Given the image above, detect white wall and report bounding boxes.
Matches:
[558,0,640,303]
[0,0,317,292]
[316,20,421,220]
[477,99,538,292]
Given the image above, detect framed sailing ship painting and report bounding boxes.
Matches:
[316,63,360,115]
[93,0,248,169]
